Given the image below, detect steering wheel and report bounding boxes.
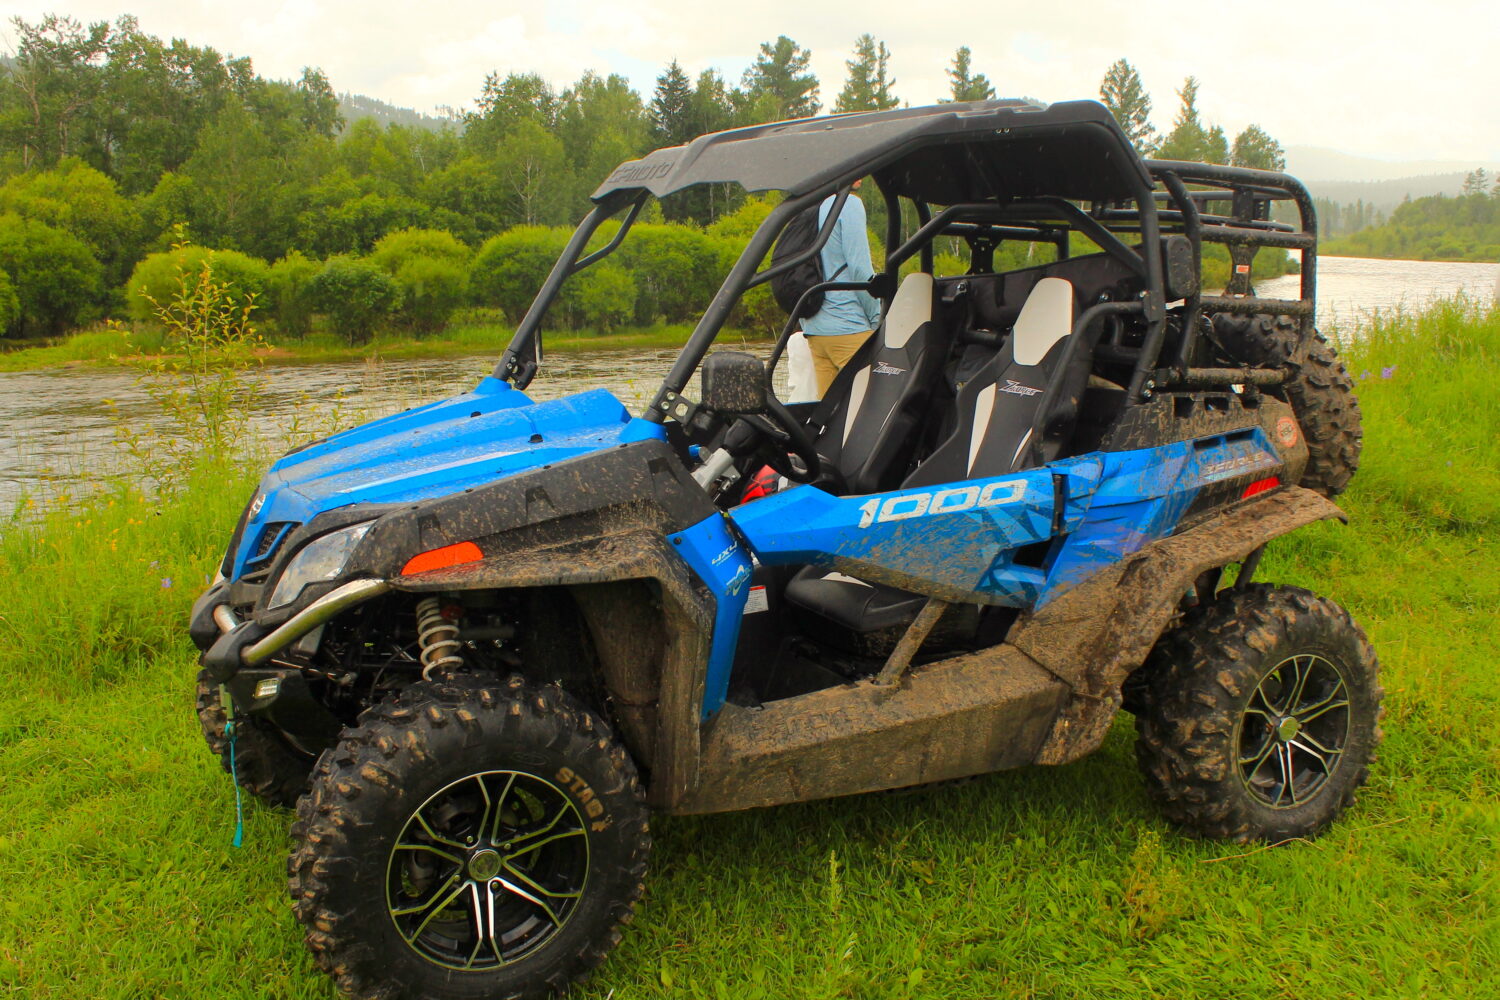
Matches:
[738,396,823,484]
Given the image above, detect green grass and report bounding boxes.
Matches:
[1,299,1497,998]
[0,318,768,373]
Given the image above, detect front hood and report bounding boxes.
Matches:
[230,377,665,578]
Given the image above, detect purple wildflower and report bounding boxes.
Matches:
[1359,371,1371,381]
[161,578,173,589]
[1381,366,1397,379]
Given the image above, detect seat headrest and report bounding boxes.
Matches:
[1012,277,1074,366]
[882,272,934,350]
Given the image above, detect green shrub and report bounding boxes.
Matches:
[615,223,722,325]
[125,247,268,323]
[470,226,569,322]
[369,228,472,272]
[564,262,636,331]
[369,228,472,334]
[0,213,104,338]
[471,227,640,333]
[0,159,143,287]
[709,199,779,336]
[265,251,321,337]
[0,268,19,334]
[391,256,468,335]
[309,257,399,344]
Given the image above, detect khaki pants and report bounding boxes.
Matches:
[807,330,873,397]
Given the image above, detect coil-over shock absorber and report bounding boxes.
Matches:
[414,596,463,679]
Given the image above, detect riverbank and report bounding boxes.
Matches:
[0,297,1496,998]
[0,318,770,374]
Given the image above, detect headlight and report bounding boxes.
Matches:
[268,522,374,609]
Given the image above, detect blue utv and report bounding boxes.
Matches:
[190,99,1377,1000]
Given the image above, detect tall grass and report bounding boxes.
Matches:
[0,299,1495,998]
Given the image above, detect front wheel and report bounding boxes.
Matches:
[288,675,649,1000]
[1134,584,1382,842]
[195,668,315,808]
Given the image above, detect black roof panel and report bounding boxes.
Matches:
[592,99,1150,206]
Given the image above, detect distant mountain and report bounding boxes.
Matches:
[1282,146,1499,218]
[1285,145,1498,183]
[1307,173,1491,215]
[337,93,454,133]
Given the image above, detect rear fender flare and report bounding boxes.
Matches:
[1007,486,1346,764]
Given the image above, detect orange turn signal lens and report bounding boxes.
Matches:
[401,541,483,576]
[1241,476,1280,499]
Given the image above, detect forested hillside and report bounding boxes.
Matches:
[337,93,451,133]
[0,14,1299,345]
[1323,175,1500,261]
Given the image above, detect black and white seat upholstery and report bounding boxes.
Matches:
[787,276,1090,647]
[905,276,1077,486]
[810,273,951,496]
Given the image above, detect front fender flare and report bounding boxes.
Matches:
[390,529,713,808]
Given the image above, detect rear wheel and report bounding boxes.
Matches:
[289,675,649,1000]
[194,668,314,808]
[1212,313,1362,497]
[1134,584,1382,842]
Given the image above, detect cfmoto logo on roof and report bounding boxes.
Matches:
[608,160,675,183]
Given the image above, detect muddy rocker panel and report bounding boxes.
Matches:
[673,431,1306,814]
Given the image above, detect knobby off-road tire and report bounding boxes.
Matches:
[1212,313,1363,497]
[1134,584,1382,842]
[288,675,650,1000]
[195,667,315,808]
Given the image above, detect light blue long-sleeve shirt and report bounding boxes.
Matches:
[801,192,882,337]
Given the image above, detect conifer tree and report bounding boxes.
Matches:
[834,34,899,112]
[1156,76,1209,161]
[742,36,820,121]
[649,60,694,147]
[942,46,995,103]
[1097,58,1154,151]
[1205,124,1229,165]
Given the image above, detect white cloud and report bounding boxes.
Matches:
[1,0,1494,161]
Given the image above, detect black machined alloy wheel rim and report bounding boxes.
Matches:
[386,770,589,971]
[1236,653,1352,809]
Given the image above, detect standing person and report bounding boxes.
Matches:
[802,180,882,396]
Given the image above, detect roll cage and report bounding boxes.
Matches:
[494,100,1318,431]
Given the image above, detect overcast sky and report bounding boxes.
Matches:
[3,0,1495,163]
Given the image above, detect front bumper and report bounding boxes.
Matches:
[195,578,391,682]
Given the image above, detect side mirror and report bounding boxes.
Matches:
[1163,234,1199,300]
[701,351,767,414]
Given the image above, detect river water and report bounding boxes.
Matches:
[1,255,1495,513]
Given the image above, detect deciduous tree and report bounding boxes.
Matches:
[0,15,111,169]
[1230,124,1286,171]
